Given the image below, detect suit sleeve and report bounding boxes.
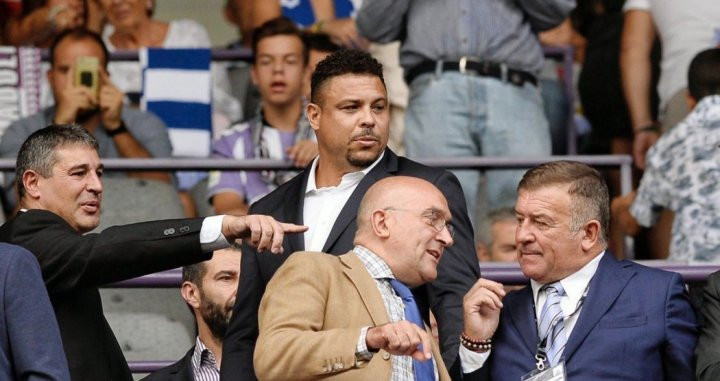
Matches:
[697,273,720,381]
[663,272,698,381]
[220,239,263,380]
[430,171,482,378]
[254,254,362,381]
[12,211,208,293]
[5,246,70,381]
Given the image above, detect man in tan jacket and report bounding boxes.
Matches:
[254,176,505,380]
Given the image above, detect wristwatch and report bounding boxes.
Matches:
[106,121,128,137]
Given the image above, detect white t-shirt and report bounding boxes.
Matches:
[624,0,720,110]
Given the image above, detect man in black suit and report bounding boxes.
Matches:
[221,49,482,380]
[144,245,241,381]
[0,124,306,381]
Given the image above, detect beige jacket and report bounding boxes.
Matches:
[254,251,451,381]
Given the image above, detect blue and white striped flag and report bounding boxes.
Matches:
[141,48,212,158]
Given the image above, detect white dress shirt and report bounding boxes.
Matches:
[530,251,605,337]
[302,153,384,251]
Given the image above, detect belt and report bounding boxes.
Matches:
[405,58,538,87]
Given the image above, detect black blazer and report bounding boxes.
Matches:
[141,348,194,381]
[0,209,210,381]
[221,149,481,380]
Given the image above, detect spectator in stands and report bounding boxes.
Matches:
[1,0,83,47]
[221,49,481,380]
[207,17,317,216]
[621,0,720,168]
[476,207,518,263]
[696,271,720,380]
[0,243,70,381]
[254,176,503,380]
[0,124,306,381]
[473,160,697,379]
[99,0,242,132]
[0,28,172,209]
[356,1,572,226]
[303,32,341,99]
[143,245,241,380]
[613,48,720,263]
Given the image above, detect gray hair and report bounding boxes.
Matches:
[518,160,610,244]
[15,124,98,199]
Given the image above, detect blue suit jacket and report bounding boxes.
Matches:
[0,242,69,380]
[489,252,697,380]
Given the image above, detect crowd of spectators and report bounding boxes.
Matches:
[0,0,720,380]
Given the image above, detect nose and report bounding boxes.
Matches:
[272,60,284,73]
[87,172,103,195]
[515,219,534,246]
[437,226,454,248]
[359,105,376,128]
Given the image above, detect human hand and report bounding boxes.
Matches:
[632,130,659,169]
[221,214,307,254]
[462,278,506,341]
[53,63,97,124]
[98,70,125,130]
[610,191,640,236]
[321,19,369,50]
[287,139,318,167]
[48,0,84,30]
[365,321,433,361]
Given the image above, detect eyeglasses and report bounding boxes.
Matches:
[384,208,454,238]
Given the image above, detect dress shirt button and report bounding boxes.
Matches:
[382,352,391,360]
[163,228,175,235]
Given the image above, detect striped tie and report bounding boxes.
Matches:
[538,282,567,366]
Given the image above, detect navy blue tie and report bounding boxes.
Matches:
[389,278,435,381]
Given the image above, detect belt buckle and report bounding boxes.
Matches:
[459,56,480,76]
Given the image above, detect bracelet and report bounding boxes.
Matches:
[106,121,128,137]
[459,332,492,353]
[634,124,660,134]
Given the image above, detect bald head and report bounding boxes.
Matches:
[354,176,453,286]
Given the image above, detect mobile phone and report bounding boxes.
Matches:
[74,56,99,96]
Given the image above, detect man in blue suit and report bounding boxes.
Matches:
[0,242,70,380]
[467,160,697,380]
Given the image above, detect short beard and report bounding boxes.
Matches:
[199,297,233,341]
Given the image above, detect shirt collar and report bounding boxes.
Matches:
[530,250,605,307]
[305,151,385,194]
[191,336,219,372]
[353,245,395,280]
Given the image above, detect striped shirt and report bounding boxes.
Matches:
[354,245,425,381]
[191,337,220,381]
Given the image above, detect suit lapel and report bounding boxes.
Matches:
[507,285,539,355]
[340,252,390,326]
[322,150,398,252]
[287,169,311,252]
[563,252,635,361]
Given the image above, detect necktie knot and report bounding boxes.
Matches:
[541,281,565,298]
[389,278,414,301]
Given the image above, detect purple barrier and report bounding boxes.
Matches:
[110,262,720,289]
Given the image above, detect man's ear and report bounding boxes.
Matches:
[581,220,601,252]
[180,281,201,309]
[22,170,42,199]
[306,102,321,132]
[476,242,490,262]
[370,209,391,239]
[250,64,259,86]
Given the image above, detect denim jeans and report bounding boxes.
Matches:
[405,72,551,225]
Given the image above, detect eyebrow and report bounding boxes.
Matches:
[215,270,239,277]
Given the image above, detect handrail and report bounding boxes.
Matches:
[111,261,719,289]
[0,154,632,192]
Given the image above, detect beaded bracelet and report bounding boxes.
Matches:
[460,332,492,353]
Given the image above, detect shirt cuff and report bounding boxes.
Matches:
[459,344,490,374]
[355,326,373,362]
[200,215,231,252]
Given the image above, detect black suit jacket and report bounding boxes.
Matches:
[221,149,481,380]
[697,271,720,381]
[141,347,194,381]
[0,209,211,381]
